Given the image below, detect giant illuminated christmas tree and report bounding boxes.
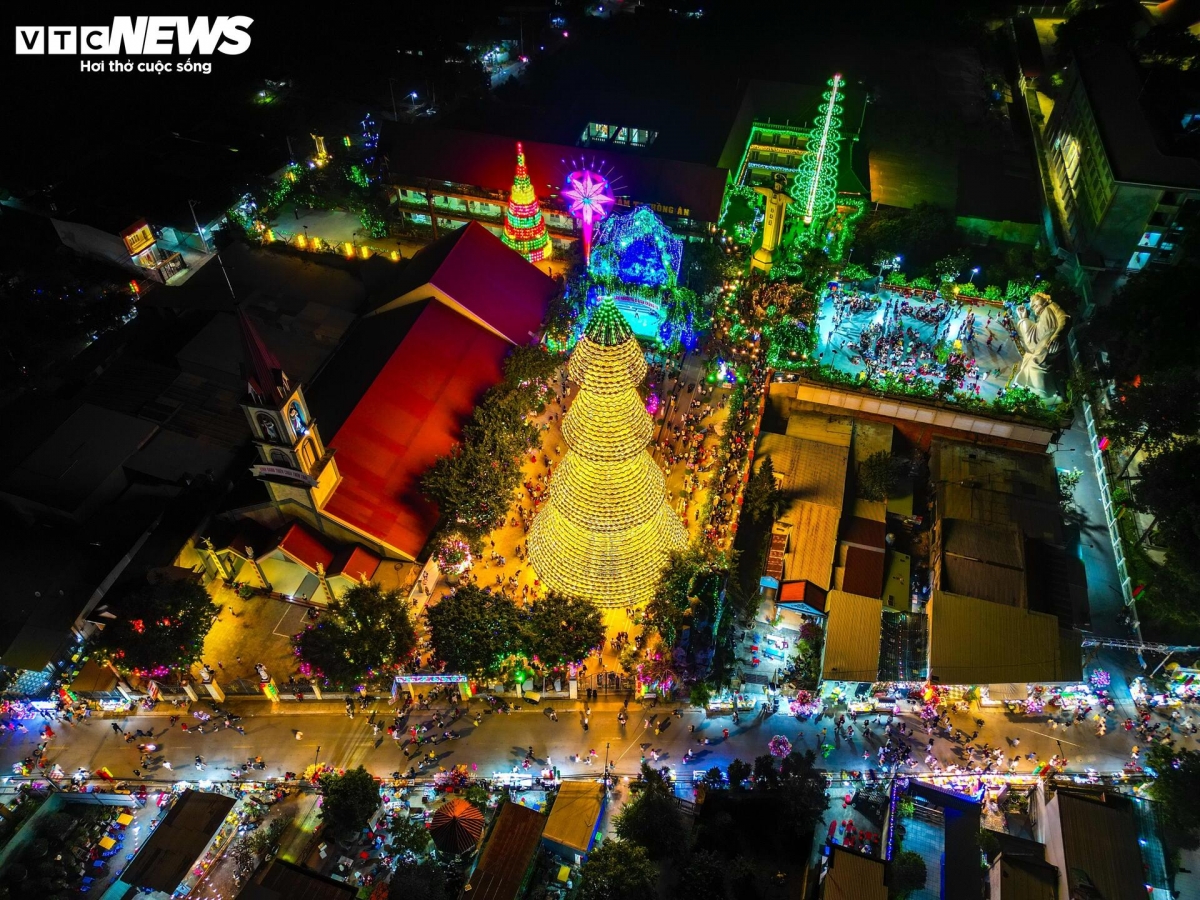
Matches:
[502,143,553,263]
[529,297,687,607]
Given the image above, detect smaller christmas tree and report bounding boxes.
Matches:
[502,142,552,263]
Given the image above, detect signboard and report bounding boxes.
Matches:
[250,464,318,488]
[121,221,156,255]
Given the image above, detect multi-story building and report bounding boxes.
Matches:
[1044,41,1200,270]
[380,79,868,251]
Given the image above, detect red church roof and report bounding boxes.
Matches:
[389,221,558,345]
[276,522,335,571]
[328,545,381,581]
[237,305,288,404]
[321,301,516,558]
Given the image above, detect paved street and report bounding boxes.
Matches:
[7,686,1194,788]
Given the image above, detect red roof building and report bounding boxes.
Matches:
[276,522,335,571]
[373,221,557,345]
[282,222,558,561]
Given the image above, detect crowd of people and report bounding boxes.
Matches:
[818,288,1020,401]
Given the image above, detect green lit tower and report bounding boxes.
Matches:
[790,73,844,226]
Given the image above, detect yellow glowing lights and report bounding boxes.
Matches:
[528,297,687,607]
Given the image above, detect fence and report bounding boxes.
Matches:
[1066,331,1137,628]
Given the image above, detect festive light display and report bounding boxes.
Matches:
[790,73,844,226]
[528,297,687,607]
[563,169,614,264]
[589,205,682,288]
[502,143,552,262]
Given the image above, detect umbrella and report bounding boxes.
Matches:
[428,799,484,856]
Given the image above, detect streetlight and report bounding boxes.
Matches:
[315,744,321,765]
[603,742,611,792]
[388,78,398,121]
[409,91,418,113]
[969,266,980,285]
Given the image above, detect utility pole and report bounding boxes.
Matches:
[603,742,610,792]
[188,199,211,254]
[388,78,398,121]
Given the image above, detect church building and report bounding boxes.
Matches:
[198,222,559,603]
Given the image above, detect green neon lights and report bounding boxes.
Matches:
[790,74,844,226]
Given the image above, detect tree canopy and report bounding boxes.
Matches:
[777,750,832,839]
[422,345,552,541]
[318,766,380,840]
[577,840,657,900]
[615,763,687,860]
[889,850,927,898]
[1133,443,1200,633]
[99,579,217,675]
[293,584,416,688]
[858,450,905,501]
[1147,745,1200,849]
[743,457,787,524]
[646,546,735,650]
[389,813,431,860]
[1088,266,1199,383]
[426,584,520,677]
[676,850,728,899]
[520,593,603,669]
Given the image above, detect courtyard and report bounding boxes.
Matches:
[814,287,1062,406]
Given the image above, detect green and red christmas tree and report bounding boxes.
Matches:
[502,143,553,263]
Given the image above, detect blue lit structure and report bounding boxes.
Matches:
[589,205,683,289]
[586,205,683,341]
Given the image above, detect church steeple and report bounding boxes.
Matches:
[238,304,289,404]
[237,305,339,510]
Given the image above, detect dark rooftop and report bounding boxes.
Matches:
[1052,789,1147,900]
[238,859,357,900]
[1076,42,1200,189]
[458,801,545,900]
[39,132,282,235]
[907,781,983,900]
[122,790,236,892]
[305,300,430,439]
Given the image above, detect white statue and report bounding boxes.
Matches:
[1013,292,1068,397]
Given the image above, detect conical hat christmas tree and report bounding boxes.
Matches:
[502,143,553,263]
[529,298,687,607]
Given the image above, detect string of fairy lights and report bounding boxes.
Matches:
[791,73,844,226]
[529,297,687,607]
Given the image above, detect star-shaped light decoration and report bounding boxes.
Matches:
[563,169,614,263]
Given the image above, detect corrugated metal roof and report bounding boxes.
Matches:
[940,556,1027,608]
[758,433,849,511]
[784,411,853,447]
[821,591,882,682]
[780,503,842,589]
[763,531,788,581]
[841,545,886,599]
[927,591,1076,685]
[1052,790,1146,900]
[542,782,605,855]
[943,519,1024,569]
[823,846,888,900]
[841,516,886,549]
[939,482,1061,545]
[989,855,1059,900]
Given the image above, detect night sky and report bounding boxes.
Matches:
[1,2,1002,195]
